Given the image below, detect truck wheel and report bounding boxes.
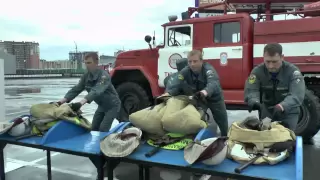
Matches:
[116,82,151,122]
[295,89,320,140]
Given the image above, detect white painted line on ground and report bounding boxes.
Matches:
[6,111,94,116]
[6,111,29,116]
[29,152,61,164]
[5,161,24,173]
[7,157,120,180]
[7,158,94,178]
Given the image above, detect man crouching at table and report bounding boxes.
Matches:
[162,49,229,137]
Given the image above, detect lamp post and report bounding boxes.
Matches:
[0,58,6,168]
[73,41,80,71]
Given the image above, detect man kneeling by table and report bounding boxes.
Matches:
[244,43,310,143]
[162,49,229,137]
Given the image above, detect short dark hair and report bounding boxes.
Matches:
[263,43,283,56]
[188,49,203,60]
[84,52,99,62]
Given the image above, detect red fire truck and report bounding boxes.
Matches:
[98,63,114,73]
[110,0,320,140]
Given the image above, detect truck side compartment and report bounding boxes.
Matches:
[253,17,320,73]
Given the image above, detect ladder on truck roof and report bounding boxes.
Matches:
[192,0,320,21]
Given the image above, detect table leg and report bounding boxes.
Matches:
[97,156,105,180]
[105,160,120,180]
[137,165,150,180]
[138,165,144,180]
[46,150,52,180]
[0,143,6,180]
[144,167,150,180]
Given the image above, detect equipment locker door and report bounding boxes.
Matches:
[157,24,193,88]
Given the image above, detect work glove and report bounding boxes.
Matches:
[269,140,295,153]
[248,101,261,113]
[193,91,206,102]
[49,101,62,106]
[70,102,82,112]
[272,104,284,121]
[155,93,171,105]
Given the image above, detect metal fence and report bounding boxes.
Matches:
[11,68,86,75]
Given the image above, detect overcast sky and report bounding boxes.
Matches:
[0,0,195,60]
[0,0,302,61]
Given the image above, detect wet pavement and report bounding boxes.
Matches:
[3,78,320,180]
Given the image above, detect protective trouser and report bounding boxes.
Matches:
[91,105,121,132]
[260,104,300,131]
[89,104,120,174]
[206,98,229,136]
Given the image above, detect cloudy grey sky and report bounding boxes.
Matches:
[1,0,302,61]
[0,0,195,60]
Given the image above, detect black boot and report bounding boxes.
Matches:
[303,138,314,145]
[95,175,105,180]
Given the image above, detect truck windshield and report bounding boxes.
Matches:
[168,26,191,47]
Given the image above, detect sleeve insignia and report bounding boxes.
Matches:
[248,74,256,84]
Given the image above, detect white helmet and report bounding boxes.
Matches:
[184,137,228,165]
[8,117,32,137]
[201,138,228,165]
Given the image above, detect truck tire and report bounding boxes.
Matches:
[116,82,151,122]
[295,89,320,140]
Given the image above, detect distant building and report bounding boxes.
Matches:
[0,49,16,75]
[68,51,117,70]
[69,51,99,69]
[80,53,116,69]
[40,59,78,69]
[0,41,40,70]
[98,55,116,72]
[99,55,116,65]
[69,51,99,61]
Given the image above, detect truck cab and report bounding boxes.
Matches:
[111,13,253,116]
[158,14,254,106]
[110,1,320,141]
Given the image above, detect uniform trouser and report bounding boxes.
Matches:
[91,105,121,132]
[261,104,300,131]
[90,104,121,172]
[206,98,229,136]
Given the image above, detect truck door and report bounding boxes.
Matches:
[202,19,244,89]
[157,24,193,87]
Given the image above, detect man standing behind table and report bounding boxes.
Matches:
[244,43,308,142]
[54,52,121,132]
[52,52,121,179]
[163,50,229,136]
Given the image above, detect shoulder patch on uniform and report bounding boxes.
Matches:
[293,70,303,84]
[248,74,256,84]
[206,70,214,76]
[293,70,301,76]
[178,74,184,80]
[99,75,108,85]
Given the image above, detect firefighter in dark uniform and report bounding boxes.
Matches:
[163,50,229,136]
[54,52,121,179]
[244,43,305,136]
[55,52,121,132]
